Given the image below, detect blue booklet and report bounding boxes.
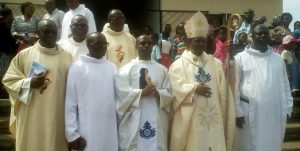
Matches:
[28,61,47,77]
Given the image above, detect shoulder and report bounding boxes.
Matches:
[105,59,117,70]
[57,44,73,58]
[154,61,168,72]
[13,16,22,21]
[58,10,65,14]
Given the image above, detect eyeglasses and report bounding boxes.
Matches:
[70,23,88,28]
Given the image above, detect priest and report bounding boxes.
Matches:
[2,19,72,151]
[168,12,235,151]
[115,34,173,151]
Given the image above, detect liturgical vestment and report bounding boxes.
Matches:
[168,51,235,151]
[2,42,73,151]
[102,28,137,69]
[115,59,173,151]
[65,55,118,151]
[233,46,293,151]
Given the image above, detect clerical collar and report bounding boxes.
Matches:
[35,40,61,55]
[135,58,153,64]
[246,45,272,57]
[188,51,206,63]
[80,54,105,64]
[104,27,125,36]
[69,37,86,46]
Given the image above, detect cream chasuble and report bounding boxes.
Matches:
[65,55,118,151]
[115,59,173,151]
[2,42,73,151]
[102,28,137,69]
[169,51,235,151]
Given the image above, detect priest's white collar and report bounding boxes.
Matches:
[35,40,61,55]
[246,45,272,57]
[69,37,86,46]
[79,54,105,64]
[186,50,207,63]
[133,58,154,64]
[104,27,125,36]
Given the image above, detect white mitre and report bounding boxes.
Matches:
[184,11,209,38]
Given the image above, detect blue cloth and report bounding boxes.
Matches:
[288,51,300,92]
[233,21,251,44]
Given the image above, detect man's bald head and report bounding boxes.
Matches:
[70,15,88,42]
[71,15,88,24]
[108,9,125,32]
[38,19,58,48]
[86,32,108,59]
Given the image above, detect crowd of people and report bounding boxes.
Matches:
[0,0,299,151]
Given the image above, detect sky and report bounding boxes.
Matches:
[283,0,300,30]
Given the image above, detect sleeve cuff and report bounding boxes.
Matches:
[18,78,33,105]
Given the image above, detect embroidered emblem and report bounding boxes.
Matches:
[194,67,211,83]
[139,121,156,139]
[198,103,219,131]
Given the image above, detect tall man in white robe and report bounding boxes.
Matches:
[65,32,118,151]
[2,20,72,151]
[43,0,65,39]
[61,0,96,40]
[102,9,137,69]
[168,12,236,151]
[58,15,89,61]
[233,24,293,151]
[115,34,173,151]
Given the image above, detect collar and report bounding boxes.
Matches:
[133,58,154,64]
[34,40,62,55]
[104,27,125,36]
[79,54,105,64]
[245,45,272,57]
[69,37,86,46]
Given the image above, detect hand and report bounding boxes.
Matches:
[141,83,157,97]
[236,117,245,129]
[223,40,235,59]
[195,83,212,97]
[30,72,49,89]
[69,137,86,150]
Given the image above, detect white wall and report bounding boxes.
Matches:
[161,0,282,25]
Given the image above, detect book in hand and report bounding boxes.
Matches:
[28,61,47,77]
[28,61,51,94]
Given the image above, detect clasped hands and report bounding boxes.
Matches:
[141,83,159,97]
[195,83,212,97]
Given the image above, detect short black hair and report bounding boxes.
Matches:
[0,7,12,19]
[20,2,33,15]
[281,12,293,23]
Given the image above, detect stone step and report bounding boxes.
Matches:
[282,141,300,151]
[0,99,10,116]
[285,122,300,142]
[0,134,15,150]
[288,111,300,123]
[0,116,10,134]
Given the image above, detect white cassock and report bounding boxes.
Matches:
[233,46,293,151]
[65,55,118,151]
[60,4,96,40]
[57,37,88,61]
[115,59,173,151]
